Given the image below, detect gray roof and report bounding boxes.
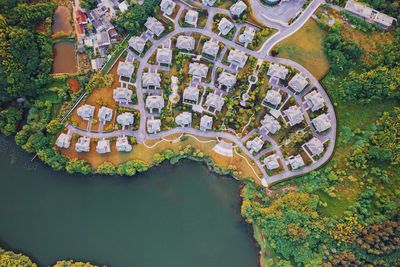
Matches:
[98,106,113,122]
[312,114,331,132]
[129,36,146,53]
[304,90,325,112]
[96,139,111,154]
[77,104,95,120]
[175,112,192,127]
[263,154,279,170]
[305,137,324,156]
[176,35,195,51]
[113,87,133,103]
[189,63,208,79]
[288,154,305,170]
[217,72,237,89]
[185,10,199,25]
[142,72,161,88]
[160,0,176,16]
[246,136,264,153]
[56,133,71,149]
[116,112,134,126]
[205,93,224,112]
[146,95,165,112]
[145,17,165,36]
[200,115,213,131]
[264,90,282,106]
[283,105,304,126]
[75,136,90,152]
[267,63,288,80]
[117,61,135,78]
[230,1,247,16]
[183,86,200,103]
[116,136,132,152]
[202,40,219,57]
[260,114,281,134]
[218,17,234,35]
[147,118,161,133]
[289,73,308,93]
[228,49,248,68]
[239,27,255,44]
[157,48,172,65]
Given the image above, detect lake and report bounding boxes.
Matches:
[0,136,259,267]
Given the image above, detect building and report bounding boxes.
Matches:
[146,95,165,113]
[283,106,304,126]
[202,0,216,6]
[77,104,95,120]
[260,114,281,134]
[262,90,282,107]
[145,17,165,36]
[217,72,237,91]
[344,0,396,29]
[228,49,248,69]
[117,61,135,78]
[218,17,234,35]
[205,93,224,112]
[98,106,113,122]
[200,115,213,131]
[91,57,105,70]
[96,139,111,154]
[175,112,192,127]
[289,73,308,93]
[113,87,133,104]
[305,137,324,157]
[304,90,325,112]
[160,0,176,16]
[288,154,305,170]
[185,10,199,26]
[246,136,264,154]
[189,63,209,80]
[267,63,288,85]
[116,136,132,152]
[263,154,280,170]
[75,136,90,152]
[96,31,111,47]
[312,114,332,133]
[157,47,172,65]
[116,112,134,127]
[55,133,71,149]
[183,86,200,104]
[129,36,146,54]
[230,1,247,17]
[202,40,219,58]
[142,72,161,88]
[176,35,195,51]
[147,118,161,134]
[239,27,256,45]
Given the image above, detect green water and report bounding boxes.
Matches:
[0,137,258,267]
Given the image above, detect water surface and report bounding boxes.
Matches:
[52,42,77,74]
[52,6,72,34]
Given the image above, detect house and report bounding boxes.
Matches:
[145,17,165,36]
[344,0,396,29]
[96,31,111,47]
[77,104,95,120]
[267,63,288,85]
[246,136,264,154]
[263,154,280,170]
[239,27,256,45]
[202,40,219,58]
[142,72,161,88]
[200,115,213,131]
[147,118,161,134]
[160,0,176,16]
[189,63,209,80]
[118,1,129,12]
[205,93,224,112]
[146,95,165,113]
[117,61,135,78]
[202,0,216,6]
[96,139,111,154]
[288,154,305,170]
[55,133,71,149]
[75,136,90,152]
[91,57,105,70]
[260,114,281,134]
[218,17,234,35]
[113,87,133,104]
[228,49,248,69]
[217,72,237,91]
[230,1,247,17]
[305,137,324,157]
[157,48,172,65]
[262,90,282,107]
[176,35,195,51]
[185,10,199,26]
[312,114,331,133]
[175,112,192,127]
[283,106,304,126]
[116,136,132,152]
[289,73,308,93]
[304,90,325,112]
[129,36,146,54]
[98,106,113,122]
[116,112,134,127]
[183,86,200,104]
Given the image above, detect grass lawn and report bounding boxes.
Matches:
[274,19,330,80]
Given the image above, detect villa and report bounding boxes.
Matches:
[129,36,146,54]
[96,139,111,154]
[283,106,304,126]
[304,90,325,112]
[230,1,247,17]
[217,72,237,91]
[189,63,209,80]
[305,137,324,157]
[157,47,173,65]
[75,136,90,152]
[98,106,113,122]
[202,0,216,6]
[205,93,224,112]
[160,0,176,16]
[246,136,264,154]
[200,115,213,131]
[146,95,165,113]
[113,87,133,104]
[142,72,161,88]
[55,133,71,149]
[116,112,134,127]
[288,154,305,170]
[267,63,288,85]
[185,10,199,26]
[175,112,192,127]
[183,86,200,104]
[312,114,332,133]
[289,73,308,94]
[228,49,248,69]
[202,40,219,58]
[262,90,282,107]
[145,17,165,37]
[263,154,280,170]
[117,61,135,78]
[176,35,195,51]
[218,17,234,35]
[116,136,132,152]
[239,27,256,45]
[260,114,281,134]
[147,118,161,134]
[77,104,95,120]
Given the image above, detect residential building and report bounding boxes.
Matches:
[228,49,248,69]
[75,136,90,152]
[145,17,165,36]
[312,114,332,133]
[230,1,247,17]
[185,10,199,26]
[117,61,135,78]
[267,63,288,85]
[146,95,165,113]
[113,87,133,104]
[260,114,281,134]
[129,36,146,54]
[262,90,282,107]
[157,47,173,65]
[288,154,305,170]
[175,112,192,127]
[189,63,209,80]
[96,31,111,47]
[183,86,200,104]
[205,93,224,112]
[246,136,264,154]
[218,17,234,35]
[142,72,161,88]
[217,72,237,91]
[202,40,219,58]
[96,139,111,154]
[200,115,213,131]
[304,90,325,112]
[147,118,161,134]
[116,112,134,127]
[55,133,71,149]
[91,57,105,70]
[263,154,280,170]
[239,27,256,45]
[289,73,308,93]
[202,0,216,6]
[77,104,95,120]
[176,35,195,51]
[305,137,324,156]
[98,106,113,122]
[283,105,304,126]
[116,136,132,152]
[160,0,176,16]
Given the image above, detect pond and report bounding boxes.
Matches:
[52,42,77,74]
[0,136,259,267]
[52,6,72,34]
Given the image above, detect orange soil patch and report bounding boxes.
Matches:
[67,78,81,93]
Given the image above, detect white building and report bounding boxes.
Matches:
[129,36,146,54]
[263,154,280,170]
[77,104,95,120]
[96,139,111,154]
[183,86,200,104]
[228,49,248,69]
[157,47,172,65]
[160,0,176,16]
[289,73,308,93]
[218,17,234,35]
[230,1,247,17]
[304,90,325,112]
[117,61,135,78]
[175,112,192,127]
[116,112,134,127]
[55,133,71,149]
[98,106,113,122]
[246,136,264,154]
[185,10,199,26]
[260,114,281,134]
[75,136,90,152]
[146,95,165,113]
[176,35,195,51]
[205,93,224,112]
[189,62,209,80]
[200,115,213,131]
[239,27,256,45]
[147,118,161,134]
[113,87,133,104]
[305,137,324,157]
[145,17,165,36]
[263,90,282,107]
[288,154,305,170]
[217,72,237,91]
[202,0,216,6]
[312,114,332,133]
[283,105,304,126]
[202,40,219,58]
[142,72,161,88]
[267,63,288,85]
[116,136,132,152]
